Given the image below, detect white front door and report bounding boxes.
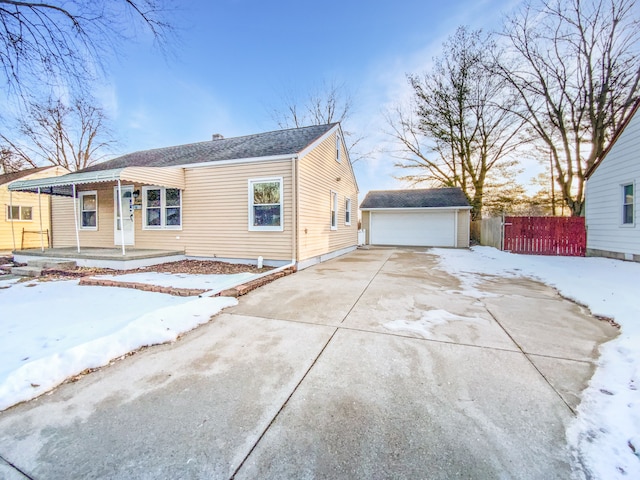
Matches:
[114,185,135,245]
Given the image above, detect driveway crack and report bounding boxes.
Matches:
[483,305,577,415]
[229,252,393,479]
[0,453,34,480]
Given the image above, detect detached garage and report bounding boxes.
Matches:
[360,188,471,247]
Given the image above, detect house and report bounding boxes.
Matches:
[585,101,640,262]
[8,124,359,269]
[360,187,471,247]
[1,166,68,251]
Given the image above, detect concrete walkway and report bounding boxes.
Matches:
[0,248,618,479]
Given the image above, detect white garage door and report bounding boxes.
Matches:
[370,211,456,247]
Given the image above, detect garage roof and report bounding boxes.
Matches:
[360,187,470,209]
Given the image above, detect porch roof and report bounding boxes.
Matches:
[7,166,185,196]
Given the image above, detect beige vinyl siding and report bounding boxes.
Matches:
[50,196,76,247]
[1,167,67,250]
[457,210,470,247]
[297,131,358,261]
[177,161,293,260]
[49,163,294,260]
[121,167,185,189]
[52,184,115,247]
[1,188,50,250]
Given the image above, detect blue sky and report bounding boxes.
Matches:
[100,0,524,198]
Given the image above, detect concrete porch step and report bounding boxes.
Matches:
[11,259,77,277]
[27,260,77,270]
[11,266,44,277]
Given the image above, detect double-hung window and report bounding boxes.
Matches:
[143,187,182,229]
[336,133,342,163]
[623,183,634,225]
[79,191,97,230]
[345,197,352,225]
[330,191,338,230]
[249,178,283,231]
[6,205,33,221]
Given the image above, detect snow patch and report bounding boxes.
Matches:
[385,309,488,338]
[433,246,640,480]
[0,279,238,411]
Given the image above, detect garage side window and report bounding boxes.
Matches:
[330,191,338,230]
[79,191,97,230]
[623,183,634,225]
[249,178,283,231]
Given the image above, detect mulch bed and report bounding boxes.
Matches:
[2,257,290,297]
[42,259,274,279]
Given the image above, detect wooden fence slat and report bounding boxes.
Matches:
[503,216,585,257]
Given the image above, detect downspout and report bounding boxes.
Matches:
[9,190,16,252]
[72,184,81,253]
[117,179,126,255]
[291,156,298,267]
[38,187,44,252]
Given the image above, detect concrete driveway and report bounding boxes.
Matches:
[0,248,617,479]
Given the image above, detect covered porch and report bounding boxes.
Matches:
[14,247,186,270]
[7,166,186,264]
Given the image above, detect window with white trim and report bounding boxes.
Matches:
[249,178,283,231]
[623,183,634,225]
[6,205,33,221]
[336,132,341,163]
[330,191,338,230]
[79,191,97,230]
[143,186,182,229]
[345,197,351,225]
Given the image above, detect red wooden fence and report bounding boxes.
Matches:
[503,216,586,256]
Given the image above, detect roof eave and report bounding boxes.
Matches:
[360,206,472,211]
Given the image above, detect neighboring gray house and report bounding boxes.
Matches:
[585,101,640,262]
[360,188,471,247]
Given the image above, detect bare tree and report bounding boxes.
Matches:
[497,0,640,216]
[0,144,32,173]
[0,0,173,100]
[1,96,115,171]
[388,27,525,220]
[272,79,353,129]
[270,79,367,163]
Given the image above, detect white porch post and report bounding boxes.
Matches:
[38,187,45,252]
[9,190,16,252]
[72,184,81,253]
[117,179,126,255]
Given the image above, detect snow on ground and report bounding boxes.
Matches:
[94,271,256,291]
[432,246,640,480]
[0,276,239,411]
[384,309,489,339]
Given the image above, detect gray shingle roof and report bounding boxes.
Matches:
[360,188,470,209]
[82,123,337,173]
[0,167,50,186]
